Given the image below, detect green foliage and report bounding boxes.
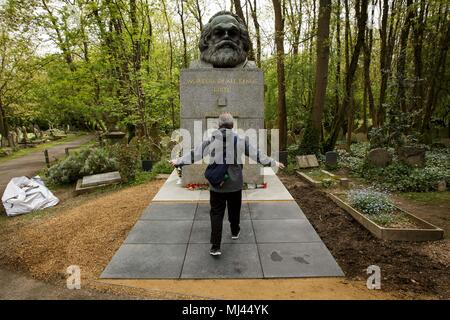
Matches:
[321,178,336,188]
[81,148,118,176]
[368,106,420,149]
[129,170,157,186]
[298,119,321,156]
[284,163,297,175]
[347,188,395,216]
[108,143,140,183]
[338,143,450,192]
[151,159,173,174]
[336,144,367,173]
[130,136,161,161]
[47,148,118,185]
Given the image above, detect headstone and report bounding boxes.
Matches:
[7,132,15,148]
[325,151,338,168]
[179,11,265,186]
[81,171,122,188]
[11,131,18,146]
[437,181,446,192]
[21,126,28,143]
[103,131,126,144]
[367,148,392,167]
[33,126,40,139]
[15,127,22,142]
[296,155,319,168]
[397,146,426,167]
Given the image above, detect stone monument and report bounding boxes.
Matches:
[180,11,265,186]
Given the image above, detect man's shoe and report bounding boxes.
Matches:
[210,246,221,256]
[231,231,240,240]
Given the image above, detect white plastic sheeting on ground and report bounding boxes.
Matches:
[2,176,59,216]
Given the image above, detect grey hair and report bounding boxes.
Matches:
[218,112,234,129]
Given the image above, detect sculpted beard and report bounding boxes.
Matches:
[201,39,247,68]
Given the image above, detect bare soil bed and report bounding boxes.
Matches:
[280,174,450,300]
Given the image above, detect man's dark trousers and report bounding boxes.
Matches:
[209,190,242,247]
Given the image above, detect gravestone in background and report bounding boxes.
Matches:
[325,151,338,169]
[296,155,319,169]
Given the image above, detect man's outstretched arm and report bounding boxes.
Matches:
[169,139,212,167]
[244,137,285,169]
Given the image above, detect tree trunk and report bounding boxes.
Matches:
[233,0,254,61]
[176,0,188,68]
[364,0,376,127]
[396,0,414,112]
[162,0,176,130]
[130,0,148,137]
[300,0,332,154]
[324,0,369,151]
[0,98,10,147]
[421,15,450,141]
[272,0,287,152]
[411,0,427,113]
[311,0,332,131]
[249,0,262,67]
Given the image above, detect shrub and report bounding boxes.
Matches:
[347,188,395,216]
[339,143,450,192]
[47,148,118,185]
[151,159,173,174]
[129,136,161,161]
[108,143,140,183]
[297,119,321,156]
[81,148,118,176]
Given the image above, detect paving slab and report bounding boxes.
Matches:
[189,220,255,244]
[252,219,321,243]
[181,244,263,279]
[140,202,197,220]
[101,244,187,279]
[124,220,193,244]
[258,243,344,278]
[101,167,344,279]
[152,171,201,202]
[249,201,306,220]
[244,174,293,201]
[195,202,250,220]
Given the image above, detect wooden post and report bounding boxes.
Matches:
[44,149,50,167]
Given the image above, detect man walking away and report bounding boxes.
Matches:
[170,113,284,256]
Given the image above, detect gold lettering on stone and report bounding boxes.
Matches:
[213,87,230,93]
[185,78,258,86]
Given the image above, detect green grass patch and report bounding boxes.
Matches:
[398,191,450,205]
[302,168,337,181]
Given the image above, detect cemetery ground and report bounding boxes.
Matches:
[0,168,448,299]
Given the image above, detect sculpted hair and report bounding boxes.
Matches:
[199,11,251,54]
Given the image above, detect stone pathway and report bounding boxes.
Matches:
[101,169,343,279]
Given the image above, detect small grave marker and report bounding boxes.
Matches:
[296,155,319,168]
[325,151,338,169]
